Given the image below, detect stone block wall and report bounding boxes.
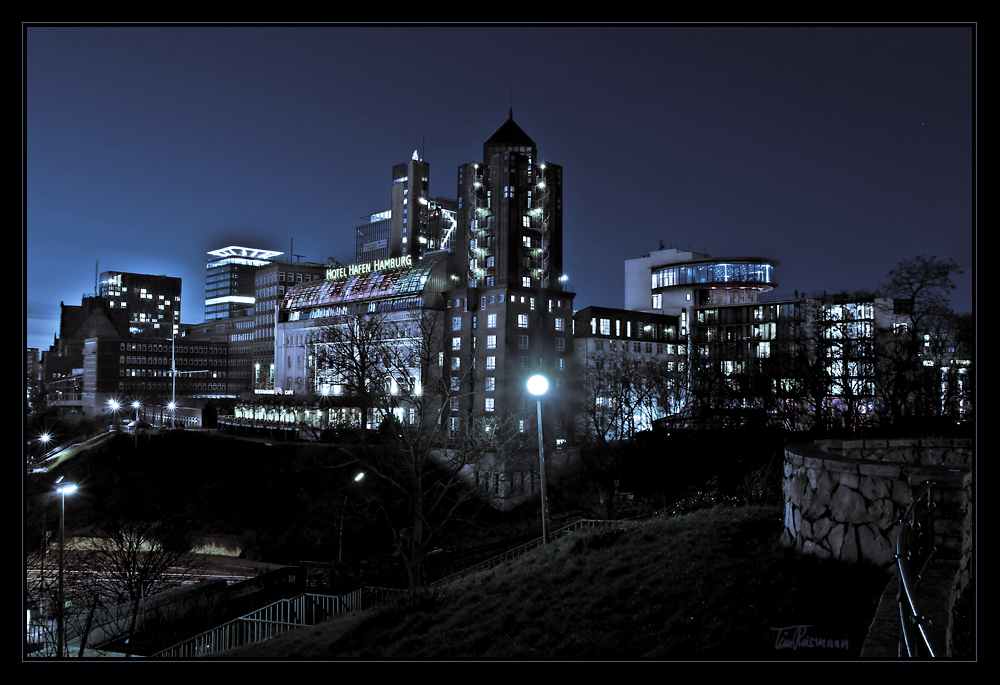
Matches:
[780,439,972,582]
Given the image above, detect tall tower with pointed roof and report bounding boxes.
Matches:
[452,110,564,291]
[445,112,573,445]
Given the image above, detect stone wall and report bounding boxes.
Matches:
[781,439,972,581]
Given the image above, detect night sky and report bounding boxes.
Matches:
[24,24,975,354]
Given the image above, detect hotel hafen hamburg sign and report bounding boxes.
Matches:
[326,255,413,281]
[272,255,416,397]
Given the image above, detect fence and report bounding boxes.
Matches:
[896,481,944,657]
[151,588,365,658]
[432,519,618,586]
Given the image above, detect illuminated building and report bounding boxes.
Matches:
[354,152,459,263]
[80,335,231,422]
[251,259,327,393]
[205,246,283,321]
[572,306,687,440]
[98,270,182,338]
[623,246,915,430]
[270,250,450,426]
[446,111,574,445]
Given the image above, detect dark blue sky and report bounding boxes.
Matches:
[25,24,975,353]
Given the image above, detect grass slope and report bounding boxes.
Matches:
[215,504,890,660]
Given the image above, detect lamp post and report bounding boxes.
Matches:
[108,399,121,429]
[55,479,77,657]
[527,374,550,544]
[37,432,52,460]
[338,472,365,563]
[131,401,142,447]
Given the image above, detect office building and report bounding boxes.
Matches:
[205,246,282,321]
[98,270,182,338]
[354,152,459,264]
[572,306,687,440]
[622,246,915,430]
[252,258,328,393]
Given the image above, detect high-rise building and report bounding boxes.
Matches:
[355,210,392,262]
[205,246,283,321]
[98,270,182,338]
[354,152,459,263]
[445,111,574,444]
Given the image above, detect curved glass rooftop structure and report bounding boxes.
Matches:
[279,253,448,320]
[651,258,778,291]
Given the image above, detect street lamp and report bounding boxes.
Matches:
[131,401,142,447]
[338,472,365,563]
[527,374,550,544]
[37,432,52,459]
[107,399,121,429]
[55,478,77,657]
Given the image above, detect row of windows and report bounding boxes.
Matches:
[451,335,566,352]
[592,339,684,355]
[449,294,571,312]
[120,355,228,367]
[451,312,567,332]
[257,271,321,286]
[119,342,220,355]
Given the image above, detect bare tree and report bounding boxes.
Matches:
[315,309,522,594]
[873,255,965,432]
[84,515,199,656]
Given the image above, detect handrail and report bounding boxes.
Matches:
[431,518,619,586]
[149,588,365,658]
[896,480,943,658]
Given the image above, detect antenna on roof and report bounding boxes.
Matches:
[510,90,513,119]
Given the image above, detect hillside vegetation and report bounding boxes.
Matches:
[213,504,890,660]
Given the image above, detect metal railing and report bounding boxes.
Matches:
[896,480,944,657]
[432,518,619,586]
[150,587,387,658]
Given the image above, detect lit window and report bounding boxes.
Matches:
[487,314,497,328]
[487,335,497,349]
[486,356,496,370]
[518,314,529,328]
[451,357,461,370]
[485,398,495,412]
[486,376,496,391]
[453,316,462,331]
[522,276,531,287]
[555,318,564,331]
[452,337,461,350]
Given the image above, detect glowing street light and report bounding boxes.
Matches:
[527,374,551,544]
[131,401,142,447]
[55,478,77,657]
[339,472,366,563]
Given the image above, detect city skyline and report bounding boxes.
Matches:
[25,24,975,353]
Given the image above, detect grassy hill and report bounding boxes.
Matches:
[211,504,891,660]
